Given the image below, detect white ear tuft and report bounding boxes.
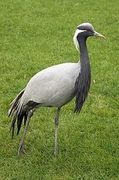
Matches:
[73,29,85,51]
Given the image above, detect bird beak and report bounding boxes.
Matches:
[94,31,105,38]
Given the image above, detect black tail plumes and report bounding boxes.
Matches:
[8,89,40,139]
[8,89,26,138]
[10,110,27,139]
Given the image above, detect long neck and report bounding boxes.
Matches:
[74,37,91,113]
[79,37,89,65]
[79,38,90,78]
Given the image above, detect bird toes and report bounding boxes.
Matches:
[18,143,27,156]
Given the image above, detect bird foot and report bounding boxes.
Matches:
[18,142,27,156]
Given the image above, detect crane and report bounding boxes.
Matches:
[8,23,105,156]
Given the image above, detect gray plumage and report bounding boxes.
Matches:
[8,22,105,156]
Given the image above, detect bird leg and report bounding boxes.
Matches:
[54,107,60,157]
[18,110,33,156]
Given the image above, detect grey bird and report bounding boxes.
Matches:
[8,22,105,156]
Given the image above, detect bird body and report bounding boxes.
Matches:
[21,62,80,108]
[8,23,105,156]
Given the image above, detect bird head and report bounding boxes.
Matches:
[73,22,105,51]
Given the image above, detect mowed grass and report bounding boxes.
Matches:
[0,0,119,179]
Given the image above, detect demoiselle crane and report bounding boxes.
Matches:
[8,23,105,156]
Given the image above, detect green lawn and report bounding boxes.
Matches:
[0,0,119,179]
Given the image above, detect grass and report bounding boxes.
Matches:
[0,0,119,179]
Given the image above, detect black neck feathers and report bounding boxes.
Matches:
[74,37,91,113]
